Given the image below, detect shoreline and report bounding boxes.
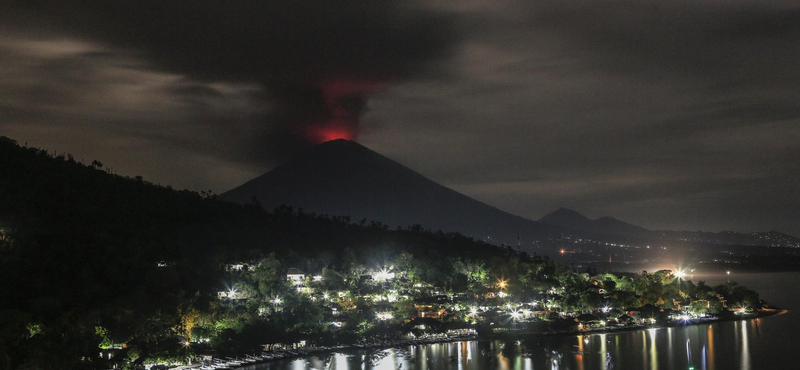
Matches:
[502,308,786,339]
[216,308,785,369]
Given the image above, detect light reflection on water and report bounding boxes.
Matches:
[246,320,764,370]
[247,272,800,370]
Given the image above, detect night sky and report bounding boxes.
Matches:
[1,1,798,235]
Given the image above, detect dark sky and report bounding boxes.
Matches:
[1,0,798,236]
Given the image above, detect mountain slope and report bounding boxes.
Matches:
[220,139,563,246]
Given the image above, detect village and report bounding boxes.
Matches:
[139,259,763,368]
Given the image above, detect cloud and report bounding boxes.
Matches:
[362,0,800,234]
[2,0,463,161]
[1,0,798,235]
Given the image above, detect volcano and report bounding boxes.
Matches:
[220,139,563,247]
[221,140,800,249]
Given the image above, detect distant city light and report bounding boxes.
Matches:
[559,248,566,255]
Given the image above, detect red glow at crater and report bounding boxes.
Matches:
[305,78,388,144]
[307,119,357,142]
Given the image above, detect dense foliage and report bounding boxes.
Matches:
[0,137,763,369]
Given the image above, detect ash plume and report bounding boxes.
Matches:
[4,0,461,161]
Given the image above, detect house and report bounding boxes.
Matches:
[286,268,305,282]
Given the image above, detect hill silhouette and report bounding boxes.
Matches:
[538,207,799,247]
[0,136,547,368]
[539,207,653,238]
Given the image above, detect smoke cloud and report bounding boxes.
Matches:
[4,0,460,160]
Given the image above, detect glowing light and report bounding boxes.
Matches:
[497,291,508,298]
[323,293,330,299]
[675,270,686,279]
[498,280,507,288]
[228,288,238,298]
[510,311,521,320]
[375,269,395,281]
[559,248,566,255]
[273,297,282,305]
[726,271,731,275]
[470,307,478,315]
[602,305,611,313]
[183,341,191,348]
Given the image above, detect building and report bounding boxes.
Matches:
[287,268,305,282]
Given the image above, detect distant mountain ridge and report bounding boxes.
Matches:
[538,207,653,238]
[539,207,800,248]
